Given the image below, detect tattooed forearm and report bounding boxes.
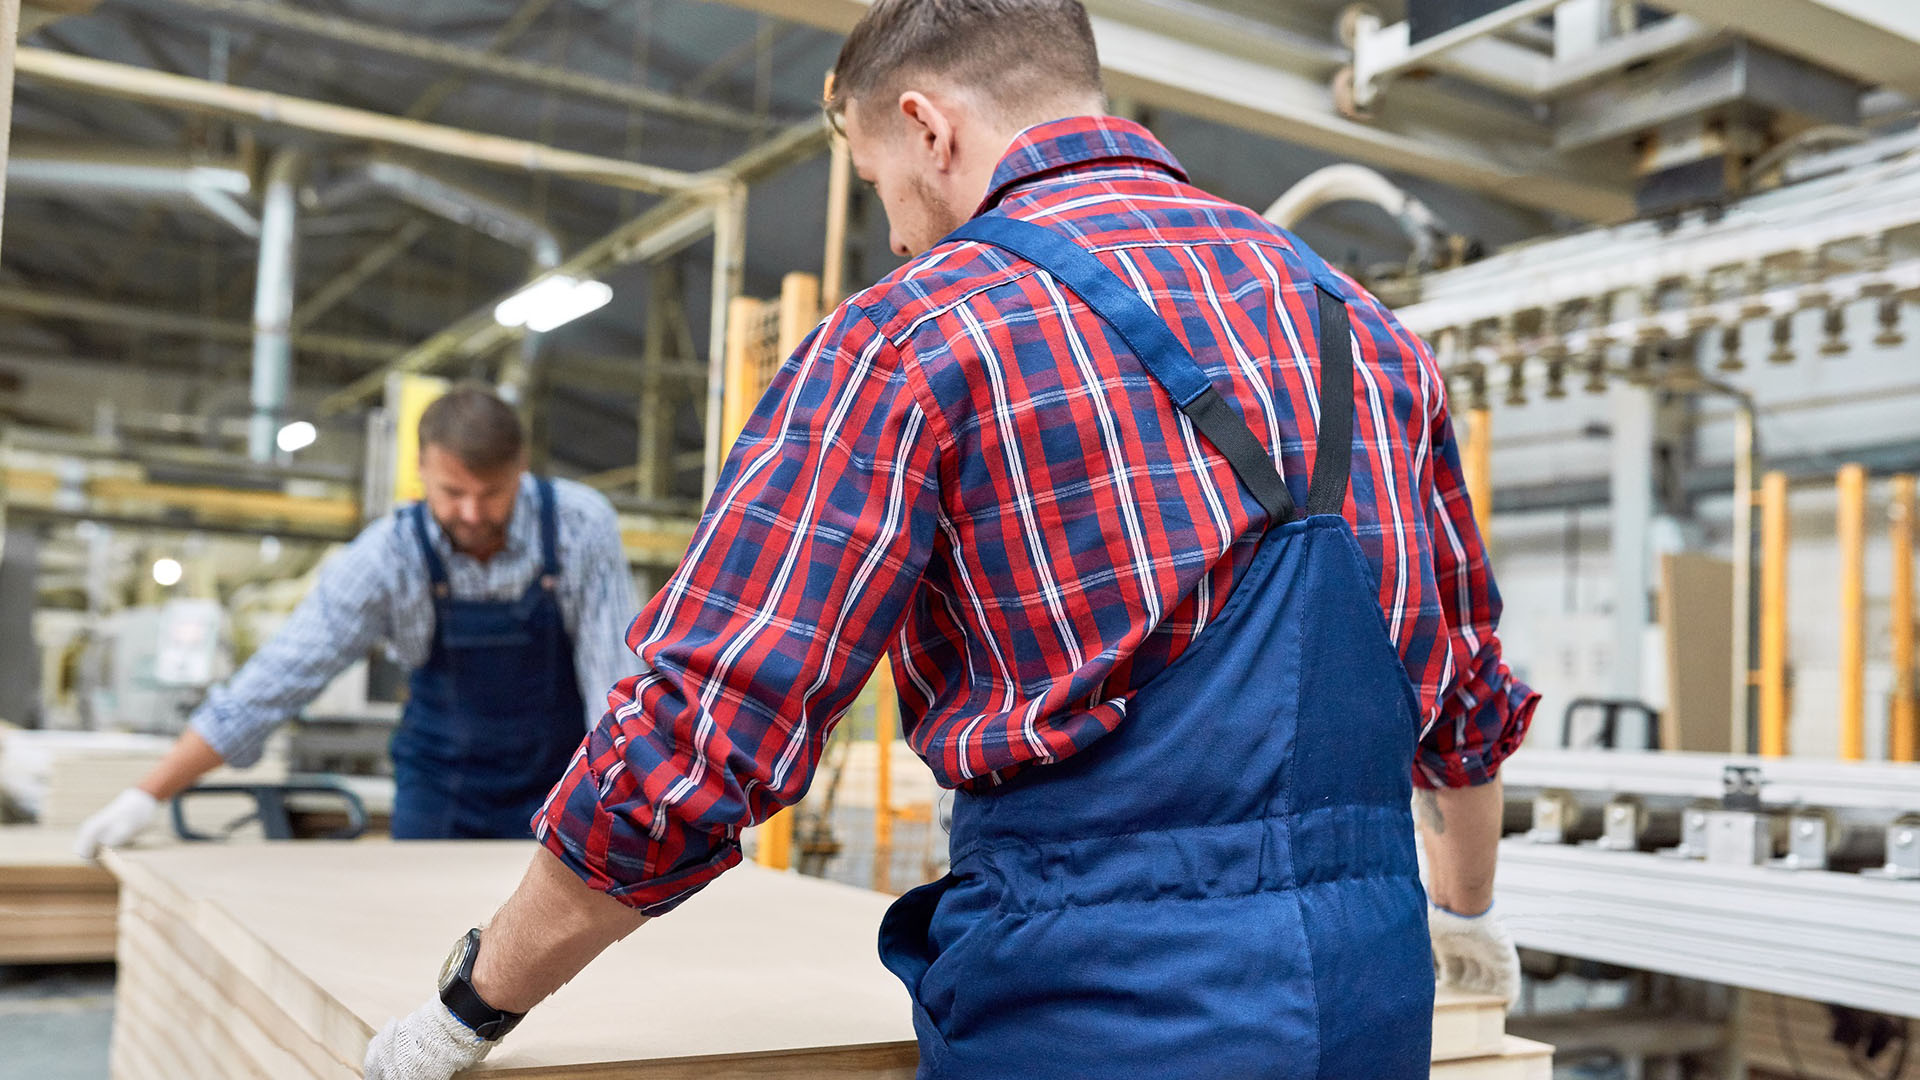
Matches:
[1415,790,1446,834]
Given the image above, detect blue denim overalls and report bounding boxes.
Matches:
[878,216,1433,1079]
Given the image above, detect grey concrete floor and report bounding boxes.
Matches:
[0,964,114,1080]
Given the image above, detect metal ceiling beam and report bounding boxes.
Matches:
[0,286,407,360]
[703,0,1635,220]
[13,48,706,194]
[290,218,432,332]
[316,117,830,414]
[316,192,716,414]
[120,0,777,133]
[1646,0,1920,97]
[405,0,558,120]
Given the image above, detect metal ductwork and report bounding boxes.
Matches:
[308,158,561,268]
[309,157,562,406]
[1264,163,1449,270]
[249,149,304,463]
[6,145,259,235]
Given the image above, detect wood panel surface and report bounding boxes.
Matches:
[104,841,1550,1078]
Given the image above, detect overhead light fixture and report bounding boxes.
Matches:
[276,420,317,454]
[152,558,183,587]
[493,275,613,333]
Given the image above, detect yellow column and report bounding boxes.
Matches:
[1464,405,1493,538]
[1893,475,1917,762]
[822,136,851,308]
[1759,471,1791,757]
[1837,465,1868,761]
[721,295,762,453]
[872,660,898,893]
[776,272,821,357]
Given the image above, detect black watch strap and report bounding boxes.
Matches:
[441,929,526,1042]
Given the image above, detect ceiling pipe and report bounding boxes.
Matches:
[6,146,259,235]
[307,158,561,268]
[307,157,563,406]
[249,148,303,463]
[13,48,705,195]
[1263,163,1448,270]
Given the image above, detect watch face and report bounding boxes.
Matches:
[438,933,472,994]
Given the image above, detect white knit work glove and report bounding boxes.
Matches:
[363,998,494,1080]
[74,788,159,859]
[1428,901,1521,1008]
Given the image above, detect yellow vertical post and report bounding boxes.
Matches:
[1759,471,1791,757]
[1464,405,1493,538]
[1837,465,1868,761]
[872,660,898,893]
[1893,475,1918,762]
[720,295,761,453]
[776,272,821,357]
[822,136,851,308]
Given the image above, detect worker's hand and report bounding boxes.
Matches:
[73,788,159,859]
[1428,901,1521,1008]
[363,998,494,1080]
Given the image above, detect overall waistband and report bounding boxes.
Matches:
[947,801,1415,912]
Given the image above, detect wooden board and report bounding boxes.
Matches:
[0,824,119,962]
[1742,992,1918,1080]
[1658,552,1735,752]
[106,841,919,1079]
[103,841,1549,1079]
[1429,1036,1553,1080]
[1432,989,1509,1062]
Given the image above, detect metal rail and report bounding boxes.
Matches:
[1495,840,1920,1017]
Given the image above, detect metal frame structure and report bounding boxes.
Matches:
[1496,840,1920,1018]
[707,0,1636,219]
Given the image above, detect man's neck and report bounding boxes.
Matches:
[459,539,507,564]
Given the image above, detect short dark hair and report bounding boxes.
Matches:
[417,382,524,473]
[826,0,1103,129]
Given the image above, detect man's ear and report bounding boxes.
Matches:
[897,91,955,171]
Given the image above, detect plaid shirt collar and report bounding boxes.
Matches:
[975,114,1189,217]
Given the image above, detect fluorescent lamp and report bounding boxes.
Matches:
[276,420,317,453]
[152,558,183,587]
[493,275,613,333]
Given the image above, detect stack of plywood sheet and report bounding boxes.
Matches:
[104,841,1550,1079]
[0,825,120,963]
[1742,991,1917,1080]
[1432,989,1554,1079]
[1,728,288,828]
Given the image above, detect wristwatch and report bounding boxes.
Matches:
[437,928,525,1041]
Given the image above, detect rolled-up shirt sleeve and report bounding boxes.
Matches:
[190,521,395,768]
[1413,366,1539,790]
[534,306,943,915]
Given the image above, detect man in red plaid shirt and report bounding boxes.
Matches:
[368,1,1537,1076]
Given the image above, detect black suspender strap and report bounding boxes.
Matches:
[1303,285,1354,518]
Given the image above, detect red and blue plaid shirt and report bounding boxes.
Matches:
[537,116,1538,914]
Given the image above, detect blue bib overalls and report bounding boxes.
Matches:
[878,217,1434,1079]
[390,477,587,840]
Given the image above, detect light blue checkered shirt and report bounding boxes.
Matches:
[191,474,641,767]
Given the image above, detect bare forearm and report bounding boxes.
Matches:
[135,729,227,801]
[1416,778,1504,915]
[471,846,649,1014]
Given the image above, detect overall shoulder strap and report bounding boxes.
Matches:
[948,215,1292,524]
[947,214,1356,525]
[534,477,561,581]
[409,502,451,596]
